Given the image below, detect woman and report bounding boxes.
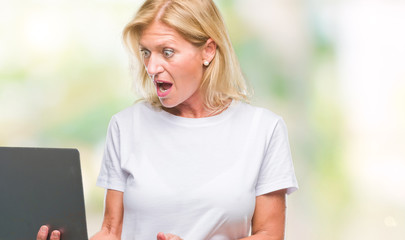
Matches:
[37,0,298,239]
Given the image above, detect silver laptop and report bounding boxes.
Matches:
[0,147,88,240]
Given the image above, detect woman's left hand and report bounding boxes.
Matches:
[157,232,183,240]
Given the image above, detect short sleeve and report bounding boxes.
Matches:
[96,116,128,192]
[255,118,298,196]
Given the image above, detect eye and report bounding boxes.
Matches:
[163,49,174,58]
[140,49,151,59]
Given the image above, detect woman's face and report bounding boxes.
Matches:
[139,21,206,110]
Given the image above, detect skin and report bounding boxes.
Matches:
[36,225,60,240]
[37,21,287,240]
[239,189,287,240]
[140,20,216,118]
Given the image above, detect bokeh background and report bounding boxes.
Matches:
[1,0,404,239]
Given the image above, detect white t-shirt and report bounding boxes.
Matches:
[97,100,298,240]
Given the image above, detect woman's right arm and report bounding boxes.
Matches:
[90,189,124,240]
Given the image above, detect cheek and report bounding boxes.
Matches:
[176,59,203,85]
[169,50,204,89]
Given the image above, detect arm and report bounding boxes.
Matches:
[90,189,124,240]
[239,189,287,240]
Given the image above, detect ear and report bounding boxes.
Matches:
[202,38,217,63]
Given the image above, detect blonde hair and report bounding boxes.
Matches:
[123,0,250,110]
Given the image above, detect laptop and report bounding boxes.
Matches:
[0,147,88,240]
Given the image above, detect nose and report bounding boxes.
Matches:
[145,53,164,78]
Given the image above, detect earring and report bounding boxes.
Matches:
[203,60,210,66]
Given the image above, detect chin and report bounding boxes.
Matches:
[159,98,178,109]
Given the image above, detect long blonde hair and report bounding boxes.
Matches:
[123,0,250,110]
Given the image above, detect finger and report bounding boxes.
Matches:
[157,232,166,240]
[166,233,183,240]
[36,225,48,240]
[50,230,60,240]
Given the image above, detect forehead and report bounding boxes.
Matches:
[139,21,186,47]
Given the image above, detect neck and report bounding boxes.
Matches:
[163,104,210,118]
[163,99,232,118]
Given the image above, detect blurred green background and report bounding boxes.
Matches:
[1,0,404,239]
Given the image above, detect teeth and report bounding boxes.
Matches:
[159,85,168,92]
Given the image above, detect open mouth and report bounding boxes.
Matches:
[155,80,173,96]
[158,82,172,92]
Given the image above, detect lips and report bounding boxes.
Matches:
[154,80,173,97]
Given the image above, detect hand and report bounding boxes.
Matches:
[90,230,120,240]
[37,225,61,240]
[157,232,183,240]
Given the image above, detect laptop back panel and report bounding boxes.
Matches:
[0,147,88,240]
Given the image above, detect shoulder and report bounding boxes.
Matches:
[235,102,284,126]
[110,101,152,122]
[105,101,158,133]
